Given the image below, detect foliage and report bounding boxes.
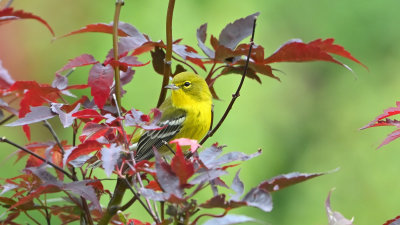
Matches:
[363,103,400,224]
[0,1,364,224]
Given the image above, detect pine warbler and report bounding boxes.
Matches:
[134,72,212,161]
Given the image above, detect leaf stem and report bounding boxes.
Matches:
[119,196,137,211]
[191,209,228,225]
[172,55,198,74]
[200,17,257,145]
[205,62,217,81]
[112,0,124,109]
[5,0,13,8]
[161,201,165,221]
[0,137,74,180]
[123,178,160,223]
[0,114,14,126]
[24,211,41,225]
[98,177,129,225]
[81,196,94,225]
[43,120,65,155]
[157,0,175,107]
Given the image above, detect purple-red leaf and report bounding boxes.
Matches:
[51,74,68,89]
[140,188,170,202]
[361,102,400,130]
[203,214,257,225]
[383,215,400,225]
[9,185,60,210]
[155,150,183,198]
[204,150,262,169]
[63,180,101,211]
[200,194,246,209]
[64,140,103,165]
[58,22,130,39]
[326,189,354,225]
[189,169,228,185]
[376,129,400,149]
[242,187,272,212]
[125,108,164,130]
[259,171,328,192]
[219,12,260,50]
[0,7,54,36]
[72,109,104,120]
[101,144,123,177]
[264,38,365,71]
[197,23,215,58]
[88,63,114,109]
[50,103,80,128]
[120,67,135,86]
[173,44,206,70]
[6,106,55,126]
[230,170,244,201]
[79,123,109,142]
[309,39,367,69]
[200,194,230,209]
[170,147,195,186]
[27,167,102,212]
[56,54,98,74]
[199,146,223,166]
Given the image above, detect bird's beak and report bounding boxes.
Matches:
[164,84,180,90]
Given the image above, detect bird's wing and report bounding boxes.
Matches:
[135,112,186,161]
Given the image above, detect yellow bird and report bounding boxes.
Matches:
[134,72,212,161]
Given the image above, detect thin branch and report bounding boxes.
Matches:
[200,17,257,145]
[125,151,159,222]
[24,211,41,225]
[153,200,161,222]
[43,120,65,155]
[81,196,94,225]
[113,94,129,150]
[157,0,175,107]
[98,178,129,225]
[38,196,51,225]
[0,137,74,180]
[211,64,230,75]
[160,201,165,221]
[123,178,160,223]
[72,120,78,147]
[119,196,138,211]
[0,114,14,126]
[112,0,124,109]
[205,62,217,82]
[172,55,198,74]
[64,68,75,78]
[4,0,13,8]
[191,209,228,225]
[162,140,176,155]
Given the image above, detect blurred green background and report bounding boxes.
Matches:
[1,0,400,224]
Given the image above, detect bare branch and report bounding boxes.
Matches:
[43,120,65,155]
[172,55,198,74]
[112,0,125,109]
[0,114,15,126]
[200,17,257,145]
[157,0,175,107]
[0,137,74,180]
[123,178,160,223]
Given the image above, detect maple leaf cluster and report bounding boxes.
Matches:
[0,3,365,225]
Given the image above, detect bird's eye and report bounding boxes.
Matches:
[183,81,191,87]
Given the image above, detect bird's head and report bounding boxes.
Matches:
[165,72,212,107]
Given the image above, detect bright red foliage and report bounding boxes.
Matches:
[0,7,54,36]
